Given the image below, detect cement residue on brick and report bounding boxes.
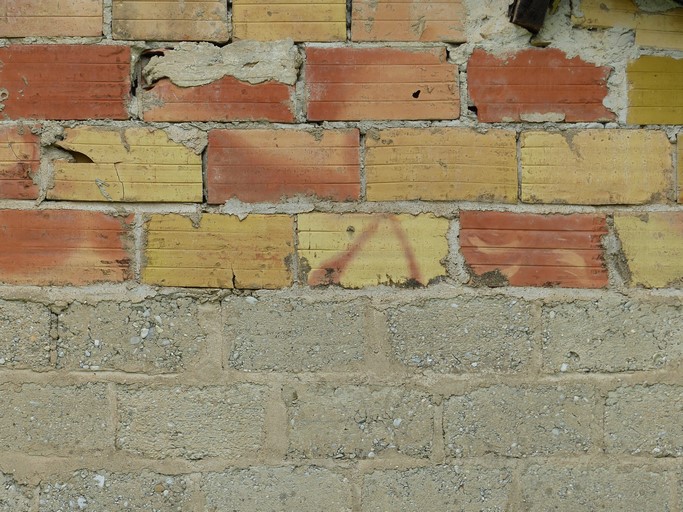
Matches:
[362,465,512,511]
[0,472,32,512]
[605,384,683,457]
[386,297,533,374]
[225,296,366,372]
[38,470,192,512]
[0,383,113,456]
[202,467,352,511]
[444,384,596,457]
[542,297,683,373]
[142,40,302,87]
[0,300,52,369]
[286,385,434,460]
[56,298,206,373]
[521,464,671,511]
[116,385,267,460]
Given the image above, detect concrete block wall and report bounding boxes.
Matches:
[0,0,682,509]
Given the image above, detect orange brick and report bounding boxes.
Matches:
[0,45,130,121]
[233,0,345,41]
[0,210,131,285]
[141,76,295,123]
[460,211,608,288]
[112,0,229,42]
[305,47,459,121]
[352,0,466,42]
[468,48,614,123]
[0,126,40,200]
[207,129,360,203]
[0,0,102,37]
[143,214,293,288]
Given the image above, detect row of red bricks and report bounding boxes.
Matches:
[0,44,622,123]
[0,208,676,289]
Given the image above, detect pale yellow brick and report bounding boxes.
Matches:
[366,128,517,202]
[143,214,293,288]
[628,56,683,125]
[298,213,448,288]
[614,212,683,288]
[521,130,673,204]
[112,0,229,42]
[573,0,637,28]
[47,127,202,203]
[636,10,683,51]
[0,0,102,37]
[233,0,346,41]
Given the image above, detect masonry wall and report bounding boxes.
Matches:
[0,0,682,510]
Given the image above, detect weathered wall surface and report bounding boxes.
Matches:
[0,0,682,510]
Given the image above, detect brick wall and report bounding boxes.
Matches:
[0,0,682,510]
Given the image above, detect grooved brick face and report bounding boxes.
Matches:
[207,128,360,203]
[0,210,132,286]
[0,45,131,120]
[140,77,295,123]
[351,0,466,42]
[468,48,614,123]
[305,47,459,121]
[0,0,102,37]
[112,0,230,42]
[0,125,40,200]
[460,211,609,288]
[628,56,683,125]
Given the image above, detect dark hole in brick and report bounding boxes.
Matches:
[412,90,421,98]
[468,105,478,114]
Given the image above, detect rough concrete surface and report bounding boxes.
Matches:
[387,296,533,373]
[0,473,32,512]
[0,300,52,369]
[225,296,367,372]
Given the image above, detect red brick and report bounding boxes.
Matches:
[460,211,608,288]
[140,76,295,123]
[207,129,360,203]
[0,45,130,120]
[0,210,131,285]
[305,47,459,121]
[0,126,40,200]
[468,48,614,123]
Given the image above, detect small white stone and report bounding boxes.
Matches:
[77,496,87,509]
[560,363,569,372]
[393,418,402,427]
[93,475,105,488]
[245,296,258,304]
[140,328,150,339]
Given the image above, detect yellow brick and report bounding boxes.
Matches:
[628,56,683,125]
[143,214,293,288]
[614,213,683,287]
[365,128,517,202]
[113,0,229,42]
[573,0,637,28]
[47,127,202,203]
[233,0,346,41]
[635,10,683,51]
[0,0,102,37]
[298,213,448,288]
[521,130,673,205]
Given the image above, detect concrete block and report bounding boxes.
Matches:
[0,45,130,120]
[225,296,367,372]
[0,473,33,512]
[542,297,683,372]
[521,465,671,511]
[444,385,596,457]
[362,465,512,511]
[521,130,673,204]
[298,213,449,288]
[117,385,267,460]
[208,129,360,203]
[142,214,293,289]
[605,384,683,457]
[305,47,459,121]
[0,300,52,369]
[0,384,113,455]
[0,126,40,200]
[469,48,614,122]
[38,470,192,511]
[47,127,203,203]
[202,467,352,511]
[0,210,131,286]
[287,385,434,459]
[386,296,533,373]
[365,128,517,202]
[0,0,102,37]
[56,297,207,373]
